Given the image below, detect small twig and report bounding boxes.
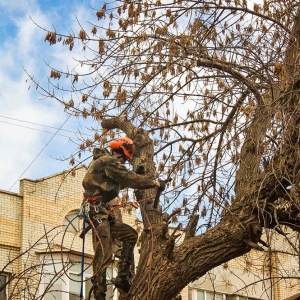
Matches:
[243,239,265,251]
[167,208,182,221]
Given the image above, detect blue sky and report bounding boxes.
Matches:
[0,0,100,192]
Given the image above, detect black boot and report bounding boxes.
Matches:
[114,242,134,293]
[92,270,107,300]
[114,261,131,292]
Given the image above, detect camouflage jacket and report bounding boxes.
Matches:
[82,148,158,200]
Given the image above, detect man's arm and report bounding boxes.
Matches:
[104,159,160,190]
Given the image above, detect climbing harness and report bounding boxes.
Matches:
[78,199,109,239]
[78,197,139,239]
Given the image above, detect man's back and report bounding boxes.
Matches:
[82,149,121,199]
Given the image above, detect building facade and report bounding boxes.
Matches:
[0,167,299,299]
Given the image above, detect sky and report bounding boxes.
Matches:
[0,0,101,192]
[0,0,265,194]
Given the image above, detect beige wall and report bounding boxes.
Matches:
[0,190,22,297]
[0,167,90,297]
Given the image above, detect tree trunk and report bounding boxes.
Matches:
[127,215,255,299]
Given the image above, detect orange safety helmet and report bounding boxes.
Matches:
[109,137,136,159]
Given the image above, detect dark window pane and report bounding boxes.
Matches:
[0,275,7,299]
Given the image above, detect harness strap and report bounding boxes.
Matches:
[79,219,97,239]
[83,195,105,206]
[80,210,87,299]
[79,199,139,239]
[109,201,139,211]
[83,195,103,200]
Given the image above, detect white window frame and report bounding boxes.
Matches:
[68,262,117,300]
[227,296,257,300]
[39,258,68,300]
[68,262,94,300]
[190,288,226,300]
[63,210,93,236]
[63,210,81,233]
[189,288,258,300]
[39,254,119,300]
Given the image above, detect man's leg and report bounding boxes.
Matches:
[92,218,113,300]
[111,221,138,293]
[91,269,107,300]
[114,241,135,292]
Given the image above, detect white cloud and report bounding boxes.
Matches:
[0,0,35,11]
[0,1,97,192]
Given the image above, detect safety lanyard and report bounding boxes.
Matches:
[80,210,87,300]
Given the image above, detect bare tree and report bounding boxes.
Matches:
[27,0,300,299]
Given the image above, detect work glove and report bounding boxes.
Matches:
[136,165,145,175]
[158,178,166,192]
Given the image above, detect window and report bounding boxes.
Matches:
[63,210,92,236]
[41,261,66,300]
[69,263,94,300]
[43,276,65,300]
[196,290,204,300]
[189,289,225,300]
[40,256,116,300]
[227,296,257,300]
[63,210,81,233]
[189,288,258,300]
[206,292,224,300]
[0,274,8,299]
[69,263,114,300]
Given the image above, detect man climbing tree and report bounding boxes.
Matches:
[81,136,164,300]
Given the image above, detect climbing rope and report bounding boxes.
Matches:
[80,209,87,300]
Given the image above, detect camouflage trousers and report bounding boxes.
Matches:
[91,212,138,299]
